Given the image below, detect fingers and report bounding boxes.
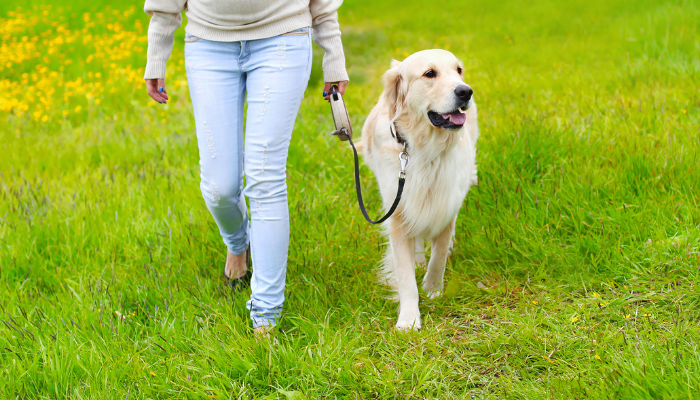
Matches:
[323,82,333,101]
[336,81,348,96]
[323,80,348,101]
[146,78,169,103]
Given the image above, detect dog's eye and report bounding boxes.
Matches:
[457,67,463,74]
[424,70,437,78]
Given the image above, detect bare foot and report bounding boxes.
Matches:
[224,250,248,279]
[254,326,273,339]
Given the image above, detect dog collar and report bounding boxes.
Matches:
[389,122,409,147]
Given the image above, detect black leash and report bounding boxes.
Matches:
[328,85,409,224]
[340,131,408,224]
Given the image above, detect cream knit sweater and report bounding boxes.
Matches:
[144,0,349,82]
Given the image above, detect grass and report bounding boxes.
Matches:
[1,0,699,398]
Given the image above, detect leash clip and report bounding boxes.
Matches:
[398,149,409,179]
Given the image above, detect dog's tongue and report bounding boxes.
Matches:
[443,111,466,125]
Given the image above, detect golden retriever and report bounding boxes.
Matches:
[358,49,478,330]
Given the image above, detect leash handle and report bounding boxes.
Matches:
[347,135,406,224]
[329,85,352,141]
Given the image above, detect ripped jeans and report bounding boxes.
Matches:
[184,27,312,328]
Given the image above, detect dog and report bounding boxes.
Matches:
[358,49,478,330]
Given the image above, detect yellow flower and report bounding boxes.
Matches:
[74,105,82,112]
[149,372,156,377]
[62,110,70,117]
[41,115,49,122]
[95,99,101,105]
[623,314,630,319]
[571,317,579,322]
[643,313,651,318]
[532,300,539,305]
[594,354,601,360]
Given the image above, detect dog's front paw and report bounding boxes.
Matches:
[396,313,422,331]
[422,278,444,299]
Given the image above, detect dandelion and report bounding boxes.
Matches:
[532,300,539,305]
[95,99,101,105]
[594,354,601,360]
[62,110,70,117]
[571,316,579,322]
[682,109,687,114]
[74,105,82,112]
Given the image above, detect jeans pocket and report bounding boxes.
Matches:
[184,32,200,42]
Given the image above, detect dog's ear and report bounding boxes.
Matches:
[382,61,407,120]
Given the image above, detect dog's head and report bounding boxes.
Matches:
[382,50,473,134]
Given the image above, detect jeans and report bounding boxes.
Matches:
[184,27,312,328]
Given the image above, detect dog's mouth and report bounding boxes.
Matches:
[427,107,467,130]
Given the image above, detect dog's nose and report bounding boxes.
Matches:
[454,85,473,102]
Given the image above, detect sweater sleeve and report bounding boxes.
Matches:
[143,0,187,80]
[309,0,349,82]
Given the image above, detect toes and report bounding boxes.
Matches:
[395,315,421,331]
[422,280,443,297]
[395,319,421,331]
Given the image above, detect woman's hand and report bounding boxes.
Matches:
[146,78,169,103]
[323,80,348,101]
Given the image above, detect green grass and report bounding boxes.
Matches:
[1,0,700,398]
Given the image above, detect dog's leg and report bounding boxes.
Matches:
[422,219,455,299]
[389,222,420,331]
[414,238,426,265]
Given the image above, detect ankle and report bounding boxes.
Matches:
[225,250,248,278]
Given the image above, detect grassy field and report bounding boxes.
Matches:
[1,0,699,398]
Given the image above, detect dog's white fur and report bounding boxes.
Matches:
[358,49,478,330]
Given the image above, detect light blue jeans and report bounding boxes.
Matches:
[184,28,312,328]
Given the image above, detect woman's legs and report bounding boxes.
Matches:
[186,30,312,329]
[242,31,312,328]
[186,39,249,258]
